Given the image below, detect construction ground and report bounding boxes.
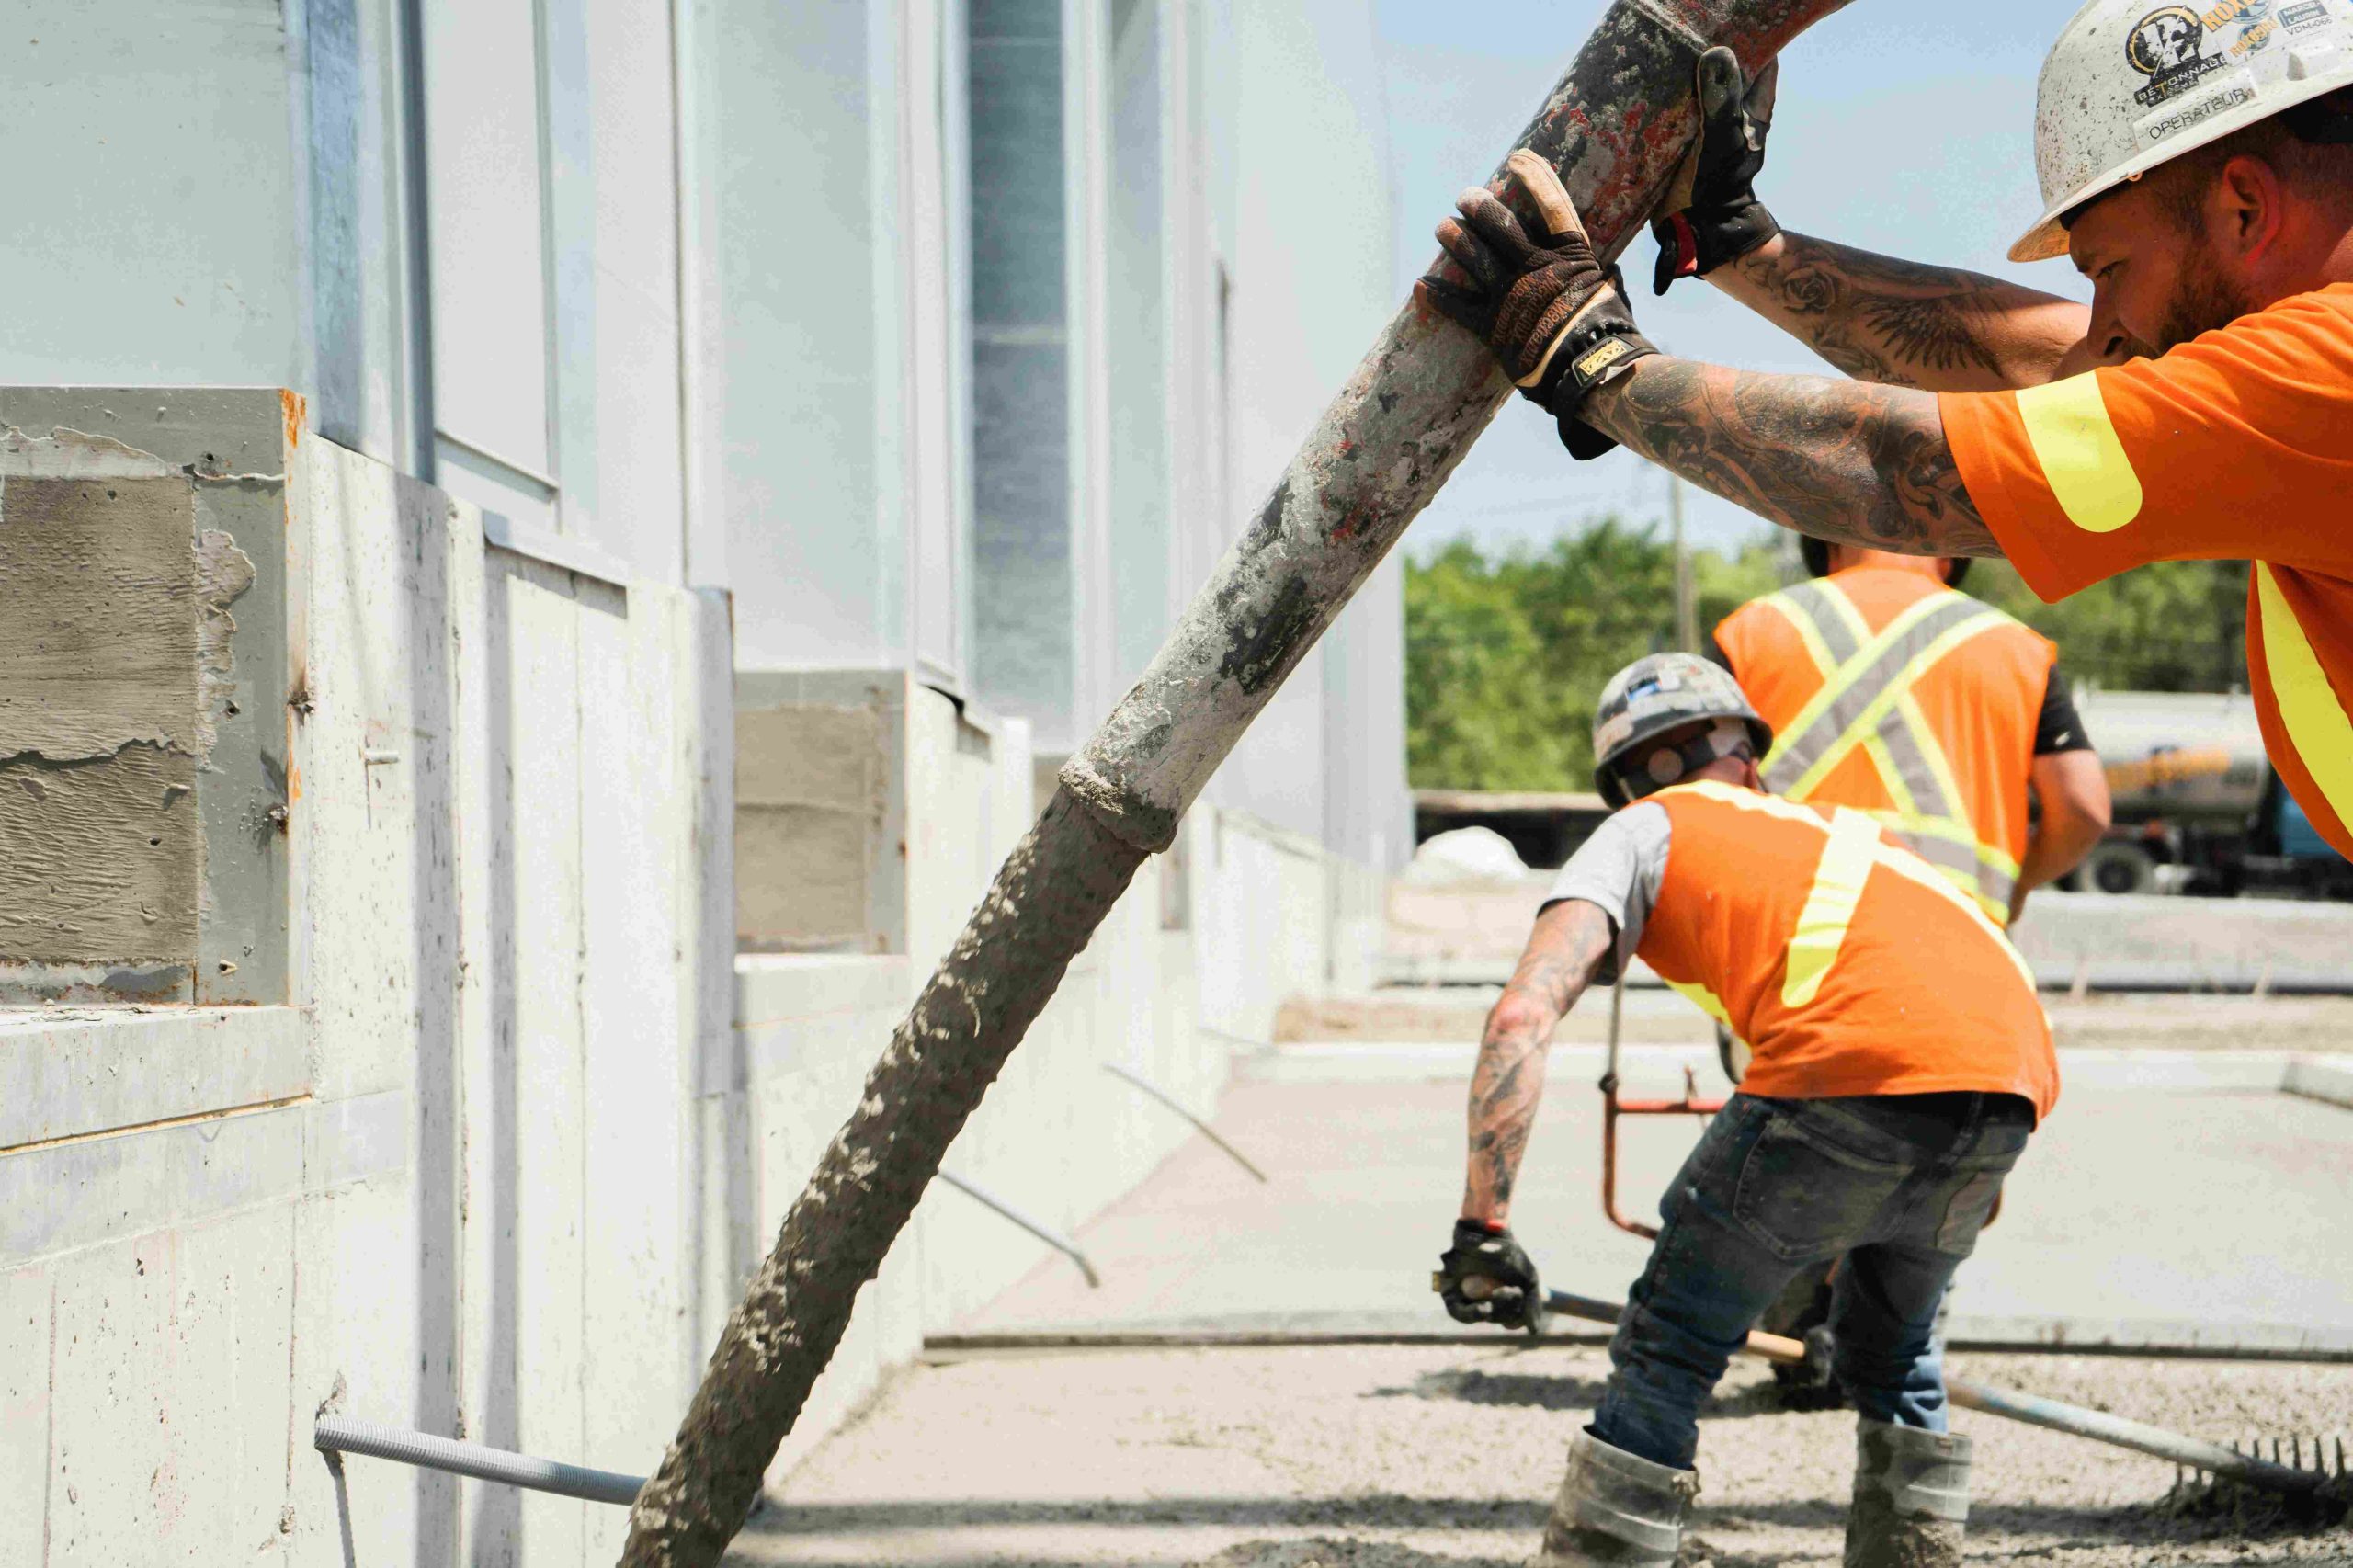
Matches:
[720,889,2353,1568]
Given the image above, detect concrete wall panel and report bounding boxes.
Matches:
[0,1262,51,1565]
[43,1208,296,1562]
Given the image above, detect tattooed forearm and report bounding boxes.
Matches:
[1462,901,1613,1221]
[1581,356,2000,559]
[1718,233,2088,393]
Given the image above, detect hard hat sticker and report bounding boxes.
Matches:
[2280,1,2332,33]
[2130,6,2233,106]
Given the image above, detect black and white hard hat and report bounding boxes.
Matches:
[1591,653,1774,808]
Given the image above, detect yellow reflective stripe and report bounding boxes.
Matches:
[1895,693,1972,825]
[2015,373,2143,534]
[1669,778,1824,824]
[1869,840,2038,994]
[2255,562,2353,832]
[1781,807,1883,1007]
[1865,809,2021,878]
[1665,977,1733,1028]
[1756,591,1841,676]
[1763,592,1960,777]
[1813,577,1874,645]
[1666,780,2036,988]
[1783,615,2011,800]
[1861,733,1919,815]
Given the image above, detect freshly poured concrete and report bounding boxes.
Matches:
[953,1071,2353,1347]
[728,1343,2353,1567]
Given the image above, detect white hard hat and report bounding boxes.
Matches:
[2013,0,2353,262]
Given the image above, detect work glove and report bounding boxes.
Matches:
[1418,149,1656,460]
[1649,46,1781,295]
[1435,1219,1551,1337]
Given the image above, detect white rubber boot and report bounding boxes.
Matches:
[1533,1428,1699,1566]
[1845,1418,1971,1568]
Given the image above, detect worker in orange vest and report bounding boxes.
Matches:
[1438,653,2053,1568]
[1712,542,2111,933]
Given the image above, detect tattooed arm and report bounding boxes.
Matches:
[1461,899,1614,1224]
[1713,232,2090,392]
[1578,354,2001,559]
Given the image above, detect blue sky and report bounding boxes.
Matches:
[1371,0,2092,557]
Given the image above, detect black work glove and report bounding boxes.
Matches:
[1650,46,1781,295]
[1418,149,1656,459]
[1436,1219,1550,1337]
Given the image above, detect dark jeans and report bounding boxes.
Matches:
[1592,1090,2033,1471]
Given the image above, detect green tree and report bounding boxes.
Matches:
[1965,557,2247,694]
[1406,524,2245,791]
[1404,521,1783,790]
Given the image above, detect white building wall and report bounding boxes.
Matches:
[2,0,1407,1554]
[1205,0,1404,869]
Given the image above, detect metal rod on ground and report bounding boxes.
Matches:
[1540,1290,2325,1495]
[620,5,1855,1561]
[937,1168,1103,1288]
[1103,1062,1269,1183]
[314,1416,647,1507]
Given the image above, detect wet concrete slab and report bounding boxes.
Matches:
[959,1062,2353,1350]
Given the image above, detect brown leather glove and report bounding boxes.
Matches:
[1418,150,1655,457]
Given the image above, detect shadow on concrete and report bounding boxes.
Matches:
[738,1494,1549,1537]
[1361,1364,1787,1422]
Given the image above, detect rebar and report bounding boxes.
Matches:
[937,1168,1103,1288]
[1103,1062,1269,1182]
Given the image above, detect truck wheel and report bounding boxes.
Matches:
[2084,840,2160,895]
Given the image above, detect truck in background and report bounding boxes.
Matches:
[2071,689,2353,900]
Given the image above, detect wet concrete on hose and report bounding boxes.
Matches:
[728,1344,2353,1567]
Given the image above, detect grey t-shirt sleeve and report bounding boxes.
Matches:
[1541,802,1672,980]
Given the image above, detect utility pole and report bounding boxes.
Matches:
[1669,472,1698,653]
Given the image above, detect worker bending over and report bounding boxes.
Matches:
[1421,0,2353,862]
[1437,653,2055,1567]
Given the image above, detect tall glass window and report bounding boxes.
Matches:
[968,0,1075,742]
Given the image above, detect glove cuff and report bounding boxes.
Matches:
[1537,308,1658,460]
[1652,200,1780,292]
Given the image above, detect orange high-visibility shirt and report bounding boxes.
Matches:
[1715,568,2055,923]
[1941,284,2353,862]
[1634,782,2057,1121]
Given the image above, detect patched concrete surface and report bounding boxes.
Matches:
[727,1344,2353,1566]
[954,1075,2353,1346]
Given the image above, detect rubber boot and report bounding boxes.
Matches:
[1534,1428,1699,1566]
[1845,1418,1972,1568]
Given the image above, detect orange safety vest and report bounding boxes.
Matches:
[1714,567,2055,925]
[1636,781,2057,1121]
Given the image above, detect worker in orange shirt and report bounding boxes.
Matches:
[1419,0,2353,861]
[1437,653,2053,1568]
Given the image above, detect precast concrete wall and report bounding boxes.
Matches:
[718,756,1355,1483]
[0,398,733,1567]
